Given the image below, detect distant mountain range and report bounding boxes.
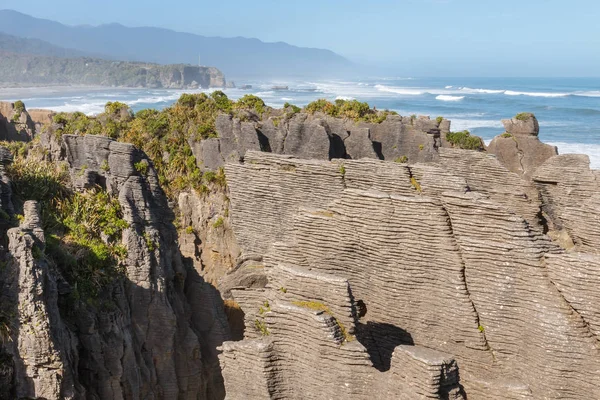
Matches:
[0,31,95,58]
[0,9,354,78]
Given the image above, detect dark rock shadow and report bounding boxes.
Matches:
[328,133,347,159]
[355,321,414,372]
[371,141,384,160]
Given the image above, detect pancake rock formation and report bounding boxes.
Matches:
[0,103,599,400]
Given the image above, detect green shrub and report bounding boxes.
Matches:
[143,232,157,251]
[305,99,337,116]
[213,217,224,228]
[515,112,532,121]
[105,101,132,119]
[446,130,484,151]
[234,94,266,115]
[436,116,444,125]
[134,160,149,176]
[8,155,129,300]
[11,100,25,122]
[284,102,301,113]
[210,90,234,112]
[305,98,396,123]
[500,133,513,138]
[394,156,408,163]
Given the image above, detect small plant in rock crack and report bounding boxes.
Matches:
[213,217,224,228]
[254,318,270,336]
[259,301,271,315]
[410,177,422,193]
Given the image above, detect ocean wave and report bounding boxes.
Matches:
[573,91,600,98]
[450,119,504,131]
[547,141,600,169]
[504,90,569,98]
[47,101,107,115]
[255,91,275,97]
[374,84,423,95]
[336,96,355,101]
[459,87,505,94]
[281,97,294,101]
[445,86,453,89]
[436,95,464,102]
[127,93,183,106]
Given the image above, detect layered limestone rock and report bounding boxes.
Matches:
[533,154,600,251]
[4,201,76,399]
[0,101,36,141]
[220,150,600,399]
[4,101,600,399]
[191,112,446,171]
[0,134,231,399]
[487,113,557,178]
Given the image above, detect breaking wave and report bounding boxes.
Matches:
[436,95,464,101]
[374,84,423,95]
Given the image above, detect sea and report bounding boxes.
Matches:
[1,77,599,168]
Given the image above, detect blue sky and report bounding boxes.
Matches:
[2,0,599,76]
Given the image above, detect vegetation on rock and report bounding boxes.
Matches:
[305,98,397,123]
[11,100,25,122]
[446,130,484,151]
[3,142,128,300]
[515,112,533,121]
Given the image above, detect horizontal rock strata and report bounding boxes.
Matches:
[220,149,600,399]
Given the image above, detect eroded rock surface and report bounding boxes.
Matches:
[0,136,230,399]
[190,112,446,171]
[2,105,600,399]
[219,149,600,399]
[488,113,557,178]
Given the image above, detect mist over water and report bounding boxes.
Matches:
[2,77,599,168]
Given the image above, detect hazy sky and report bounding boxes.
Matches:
[2,0,599,76]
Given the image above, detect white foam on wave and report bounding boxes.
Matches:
[436,95,464,102]
[573,91,600,98]
[505,90,569,98]
[374,84,423,95]
[547,141,600,170]
[281,97,294,101]
[127,93,184,106]
[450,119,504,131]
[307,81,378,99]
[47,101,107,115]
[336,96,355,101]
[459,87,505,94]
[255,91,275,97]
[445,85,453,89]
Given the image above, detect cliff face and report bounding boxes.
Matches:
[1,102,599,399]
[0,134,229,399]
[190,112,446,171]
[0,52,226,88]
[219,148,599,399]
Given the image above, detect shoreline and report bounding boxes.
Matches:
[0,85,132,100]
